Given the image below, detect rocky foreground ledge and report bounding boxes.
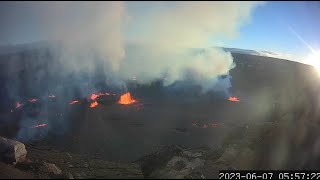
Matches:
[1,120,307,179]
[0,136,144,179]
[0,136,221,179]
[0,132,255,179]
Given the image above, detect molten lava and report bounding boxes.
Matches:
[31,123,47,128]
[28,98,38,103]
[90,101,98,108]
[118,92,137,105]
[69,100,80,105]
[90,93,99,101]
[90,92,110,101]
[228,96,240,102]
[15,102,23,109]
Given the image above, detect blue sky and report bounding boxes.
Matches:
[0,1,319,59]
[221,1,320,58]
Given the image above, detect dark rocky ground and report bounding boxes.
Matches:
[1,47,320,178]
[4,113,319,179]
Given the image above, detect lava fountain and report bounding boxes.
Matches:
[118,92,137,105]
[90,101,99,108]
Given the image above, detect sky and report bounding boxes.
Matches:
[0,1,319,61]
[219,1,320,59]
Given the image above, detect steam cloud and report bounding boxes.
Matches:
[21,1,263,92]
[1,1,265,143]
[124,1,263,90]
[40,1,128,72]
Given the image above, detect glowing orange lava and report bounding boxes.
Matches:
[28,98,38,103]
[90,93,99,101]
[118,92,137,105]
[31,123,47,128]
[69,100,80,105]
[90,101,98,108]
[90,92,110,101]
[15,102,23,109]
[228,96,240,102]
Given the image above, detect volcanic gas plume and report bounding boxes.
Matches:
[3,1,263,142]
[12,1,263,93]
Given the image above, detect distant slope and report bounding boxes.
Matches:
[221,47,299,63]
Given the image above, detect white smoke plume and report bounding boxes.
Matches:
[41,1,128,73]
[0,1,265,143]
[118,1,264,91]
[15,1,263,91]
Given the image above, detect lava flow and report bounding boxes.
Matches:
[118,92,137,105]
[15,102,23,109]
[69,100,80,105]
[90,101,98,108]
[28,98,38,103]
[228,96,240,102]
[90,92,110,101]
[31,123,47,128]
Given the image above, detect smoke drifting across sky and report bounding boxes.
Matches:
[1,1,264,91]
